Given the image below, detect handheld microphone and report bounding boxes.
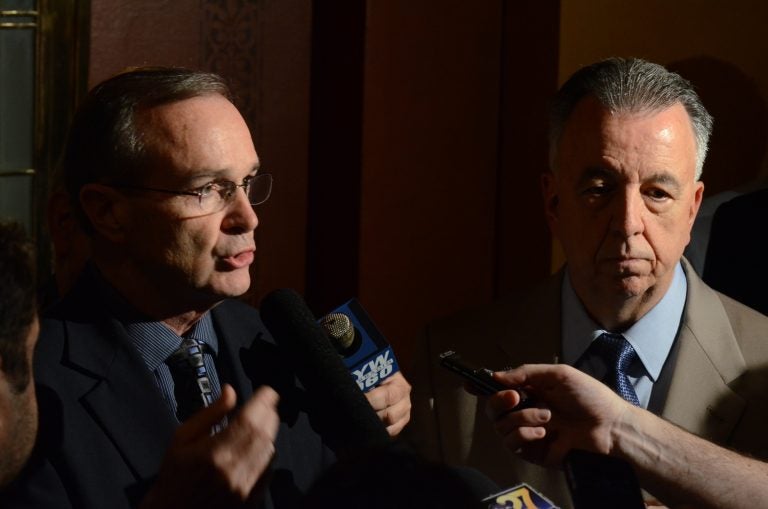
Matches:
[318,299,400,392]
[259,289,390,455]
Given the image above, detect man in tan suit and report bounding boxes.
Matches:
[408,58,768,508]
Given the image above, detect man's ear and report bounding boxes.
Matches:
[689,180,705,226]
[541,172,559,231]
[47,191,79,256]
[79,184,129,243]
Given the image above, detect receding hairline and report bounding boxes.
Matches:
[552,95,700,175]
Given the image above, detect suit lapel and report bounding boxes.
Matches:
[427,274,563,465]
[660,259,746,442]
[210,301,257,404]
[497,272,563,365]
[64,315,177,481]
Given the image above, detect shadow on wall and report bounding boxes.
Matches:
[667,56,768,196]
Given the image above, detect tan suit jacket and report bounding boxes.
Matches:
[407,259,768,508]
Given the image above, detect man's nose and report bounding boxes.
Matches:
[611,189,644,238]
[222,187,259,233]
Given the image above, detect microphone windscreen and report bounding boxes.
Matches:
[260,288,390,455]
[303,443,491,508]
[318,312,357,351]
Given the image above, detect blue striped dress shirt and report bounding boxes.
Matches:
[88,264,224,422]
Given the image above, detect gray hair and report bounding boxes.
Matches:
[61,67,233,233]
[549,57,713,179]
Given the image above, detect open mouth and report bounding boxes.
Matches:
[220,250,255,269]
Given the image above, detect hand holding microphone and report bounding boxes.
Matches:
[318,300,411,437]
[260,289,391,456]
[363,372,411,436]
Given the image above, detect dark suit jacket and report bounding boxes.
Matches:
[1,270,335,508]
[408,258,768,508]
[703,187,768,316]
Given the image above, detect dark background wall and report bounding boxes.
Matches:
[85,0,768,368]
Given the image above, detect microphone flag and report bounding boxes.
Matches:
[483,483,559,509]
[320,299,400,392]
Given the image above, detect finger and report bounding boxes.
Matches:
[485,389,524,421]
[230,386,281,444]
[499,424,548,455]
[374,394,410,422]
[507,363,574,389]
[209,386,281,500]
[491,366,531,387]
[378,397,411,436]
[380,372,411,403]
[240,385,280,416]
[174,384,238,444]
[365,372,411,411]
[494,407,551,436]
[364,384,388,412]
[385,418,408,437]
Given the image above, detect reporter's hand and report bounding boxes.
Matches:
[485,364,632,468]
[364,371,412,436]
[140,384,280,509]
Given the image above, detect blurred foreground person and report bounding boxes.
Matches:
[0,221,38,488]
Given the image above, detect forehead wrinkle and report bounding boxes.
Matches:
[575,166,615,186]
[575,164,682,194]
[643,171,682,191]
[181,162,260,183]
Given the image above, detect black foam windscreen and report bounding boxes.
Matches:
[303,443,491,508]
[260,288,390,455]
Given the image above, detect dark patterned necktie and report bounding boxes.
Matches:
[167,337,215,422]
[591,333,641,406]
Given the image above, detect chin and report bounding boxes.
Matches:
[213,272,252,298]
[614,276,653,299]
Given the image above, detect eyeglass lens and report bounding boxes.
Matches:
[247,174,273,206]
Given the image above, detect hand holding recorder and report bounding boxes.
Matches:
[439,350,535,408]
[484,364,631,467]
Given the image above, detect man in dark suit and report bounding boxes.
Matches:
[3,67,410,508]
[0,221,39,489]
[685,185,768,316]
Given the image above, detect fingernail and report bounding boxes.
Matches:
[538,409,551,421]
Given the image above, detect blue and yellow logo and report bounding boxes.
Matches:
[484,483,559,509]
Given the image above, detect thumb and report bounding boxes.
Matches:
[174,384,238,443]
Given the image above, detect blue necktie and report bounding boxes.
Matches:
[591,333,641,406]
[167,337,215,422]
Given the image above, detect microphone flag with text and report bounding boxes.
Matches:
[259,289,390,456]
[318,299,400,393]
[483,483,559,509]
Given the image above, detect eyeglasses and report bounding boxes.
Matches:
[111,173,273,215]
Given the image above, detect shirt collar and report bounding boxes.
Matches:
[87,263,220,372]
[125,314,219,372]
[562,262,687,381]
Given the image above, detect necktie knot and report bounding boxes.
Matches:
[593,332,637,372]
[591,333,640,406]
